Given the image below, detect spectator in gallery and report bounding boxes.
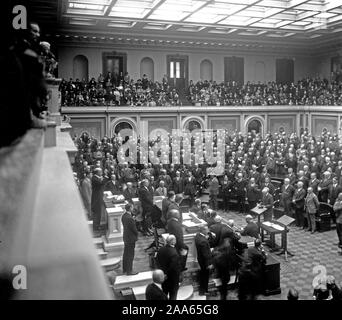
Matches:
[122,203,139,276]
[145,269,168,300]
[304,187,320,233]
[156,235,181,300]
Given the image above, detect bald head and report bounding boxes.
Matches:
[166,234,176,246]
[152,269,165,284]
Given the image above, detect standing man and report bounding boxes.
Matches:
[235,173,247,214]
[280,178,295,216]
[246,178,261,213]
[305,187,320,233]
[261,187,274,221]
[308,172,320,195]
[328,177,342,207]
[167,209,188,271]
[145,269,168,300]
[157,235,181,300]
[195,225,213,296]
[80,171,92,219]
[333,193,342,255]
[209,175,220,210]
[122,203,139,275]
[138,179,154,236]
[91,168,105,231]
[318,171,332,203]
[292,181,306,228]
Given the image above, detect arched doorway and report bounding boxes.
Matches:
[140,57,154,81]
[247,118,263,135]
[114,121,133,141]
[73,55,89,81]
[184,120,202,132]
[200,59,213,81]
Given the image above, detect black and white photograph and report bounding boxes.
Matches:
[1,0,342,308]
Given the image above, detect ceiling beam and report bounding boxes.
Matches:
[142,0,168,20]
[179,0,215,22]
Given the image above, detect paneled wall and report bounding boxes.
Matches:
[58,46,325,84]
[63,106,342,141]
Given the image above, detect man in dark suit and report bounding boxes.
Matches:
[121,203,139,275]
[104,173,121,195]
[91,168,106,231]
[156,235,181,300]
[161,191,175,225]
[145,269,168,300]
[260,177,275,196]
[241,215,259,239]
[172,171,184,194]
[138,179,154,235]
[261,187,274,221]
[308,172,320,195]
[318,171,332,203]
[280,178,295,216]
[286,168,297,186]
[195,226,213,296]
[292,181,306,228]
[234,173,247,213]
[167,209,188,271]
[123,182,137,204]
[328,177,342,206]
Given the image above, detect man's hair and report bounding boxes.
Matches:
[125,203,133,211]
[167,191,175,199]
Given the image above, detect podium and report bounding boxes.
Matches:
[250,205,267,233]
[260,215,295,261]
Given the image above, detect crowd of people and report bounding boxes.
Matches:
[59,72,342,108]
[59,73,181,107]
[187,78,342,106]
[73,127,342,299]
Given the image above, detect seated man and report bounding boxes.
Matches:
[145,269,168,300]
[190,199,202,216]
[241,215,260,239]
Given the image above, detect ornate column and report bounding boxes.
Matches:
[46,78,62,126]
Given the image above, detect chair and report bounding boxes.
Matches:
[316,202,333,232]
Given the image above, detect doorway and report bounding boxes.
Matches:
[167,55,188,92]
[247,118,263,135]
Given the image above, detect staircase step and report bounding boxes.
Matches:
[114,271,153,290]
[93,237,103,249]
[132,285,147,300]
[177,285,194,300]
[101,257,121,272]
[97,248,108,260]
[190,292,207,300]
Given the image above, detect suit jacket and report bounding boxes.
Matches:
[91,175,105,212]
[139,186,154,212]
[167,218,186,251]
[104,180,121,195]
[155,187,168,197]
[145,283,168,300]
[234,179,247,197]
[247,184,261,202]
[297,176,309,190]
[328,184,342,203]
[286,173,297,186]
[280,184,295,204]
[241,222,259,239]
[305,193,319,214]
[195,233,212,269]
[293,188,306,209]
[308,178,320,195]
[209,178,220,195]
[184,177,197,196]
[123,188,137,203]
[122,212,138,244]
[261,182,275,196]
[156,244,181,281]
[172,177,184,194]
[262,193,274,215]
[162,198,173,220]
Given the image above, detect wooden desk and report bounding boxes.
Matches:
[250,206,267,233]
[260,221,290,260]
[263,255,281,295]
